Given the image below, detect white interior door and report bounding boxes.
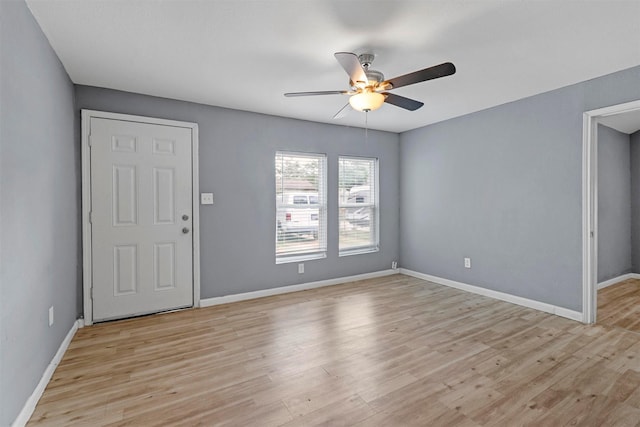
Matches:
[90,117,194,321]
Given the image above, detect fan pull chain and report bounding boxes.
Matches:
[365,110,369,144]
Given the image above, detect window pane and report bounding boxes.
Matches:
[276,152,327,262]
[339,206,373,247]
[339,156,378,255]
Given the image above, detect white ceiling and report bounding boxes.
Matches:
[26,0,640,133]
[599,109,640,135]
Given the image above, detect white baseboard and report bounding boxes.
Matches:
[12,319,83,427]
[597,273,640,290]
[400,268,583,323]
[200,269,399,307]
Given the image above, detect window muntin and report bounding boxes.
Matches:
[276,151,327,263]
[338,156,379,256]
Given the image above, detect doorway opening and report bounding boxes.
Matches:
[582,99,640,325]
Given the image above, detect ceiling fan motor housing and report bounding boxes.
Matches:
[365,69,384,84]
[357,53,384,86]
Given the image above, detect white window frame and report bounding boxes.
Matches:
[338,156,380,257]
[275,151,327,264]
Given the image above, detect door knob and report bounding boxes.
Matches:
[182,214,189,221]
[182,227,190,234]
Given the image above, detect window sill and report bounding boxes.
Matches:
[276,252,327,265]
[339,246,379,257]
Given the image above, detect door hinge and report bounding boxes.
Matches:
[590,231,594,238]
[90,287,93,299]
[89,211,93,223]
[88,135,92,147]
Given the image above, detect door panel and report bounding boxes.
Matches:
[113,245,138,295]
[91,117,193,321]
[154,242,176,290]
[153,167,175,224]
[112,165,138,225]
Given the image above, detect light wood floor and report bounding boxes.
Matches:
[29,274,640,426]
[598,278,640,333]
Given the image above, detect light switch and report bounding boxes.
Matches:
[201,193,214,205]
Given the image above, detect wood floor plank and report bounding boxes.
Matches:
[598,279,640,333]
[27,274,640,426]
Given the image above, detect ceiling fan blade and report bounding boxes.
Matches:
[334,52,368,85]
[332,103,351,120]
[383,93,424,111]
[382,62,456,90]
[284,90,347,97]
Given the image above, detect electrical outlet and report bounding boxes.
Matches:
[49,306,54,327]
[392,261,398,270]
[298,263,304,274]
[464,258,471,269]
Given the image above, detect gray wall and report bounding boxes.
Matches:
[631,130,640,272]
[400,65,640,312]
[75,86,400,299]
[0,1,79,425]
[597,125,631,282]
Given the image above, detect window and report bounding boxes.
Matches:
[338,156,379,256]
[275,151,327,263]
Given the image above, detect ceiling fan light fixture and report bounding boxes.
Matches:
[349,91,385,112]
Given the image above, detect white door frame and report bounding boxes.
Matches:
[81,110,200,325]
[582,99,640,324]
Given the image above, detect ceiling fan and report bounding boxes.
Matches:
[284,52,456,118]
